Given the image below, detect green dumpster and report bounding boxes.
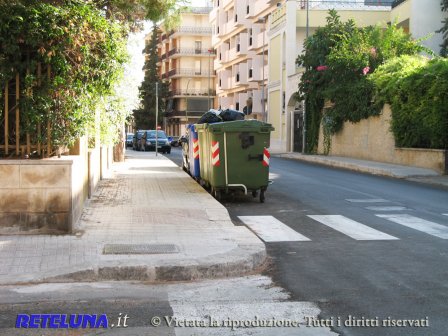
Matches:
[195,120,274,202]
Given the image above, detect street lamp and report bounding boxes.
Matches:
[185,78,192,131]
[256,16,266,122]
[303,0,309,154]
[208,49,213,110]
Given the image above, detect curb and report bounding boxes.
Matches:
[0,243,267,285]
[275,153,440,179]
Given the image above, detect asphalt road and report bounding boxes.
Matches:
[169,147,448,336]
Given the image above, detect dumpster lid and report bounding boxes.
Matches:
[195,120,274,132]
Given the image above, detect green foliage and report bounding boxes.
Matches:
[0,1,128,149]
[297,10,429,153]
[135,25,169,130]
[370,56,448,149]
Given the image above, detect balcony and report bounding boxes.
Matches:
[164,68,216,78]
[170,89,217,97]
[186,7,213,14]
[170,26,213,37]
[168,48,216,58]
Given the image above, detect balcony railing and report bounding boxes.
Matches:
[170,26,213,35]
[182,7,213,14]
[168,48,216,56]
[164,68,216,77]
[300,0,394,10]
[170,89,216,96]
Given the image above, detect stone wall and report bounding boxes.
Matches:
[0,159,73,234]
[317,105,446,174]
[0,142,113,234]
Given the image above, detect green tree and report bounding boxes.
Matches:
[439,0,448,56]
[135,25,169,130]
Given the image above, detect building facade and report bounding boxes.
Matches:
[390,0,447,55]
[210,0,282,121]
[157,7,216,136]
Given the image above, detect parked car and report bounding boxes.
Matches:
[132,130,145,150]
[140,130,171,154]
[178,135,188,147]
[169,136,180,147]
[125,133,134,148]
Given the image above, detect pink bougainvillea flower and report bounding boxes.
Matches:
[316,65,328,71]
[362,66,370,75]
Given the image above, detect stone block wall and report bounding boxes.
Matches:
[0,160,73,234]
[318,105,446,174]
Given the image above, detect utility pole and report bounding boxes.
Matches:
[208,49,212,110]
[155,81,158,156]
[256,17,267,122]
[302,0,309,154]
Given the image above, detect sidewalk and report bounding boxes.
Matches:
[0,152,266,285]
[276,153,448,189]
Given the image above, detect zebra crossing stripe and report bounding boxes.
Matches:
[238,216,311,242]
[365,206,408,211]
[308,215,399,241]
[346,199,389,203]
[376,214,448,239]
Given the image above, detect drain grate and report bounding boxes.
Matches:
[103,244,179,255]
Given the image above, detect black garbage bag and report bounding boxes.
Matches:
[220,109,245,121]
[197,109,223,124]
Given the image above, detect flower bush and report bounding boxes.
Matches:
[297,10,430,153]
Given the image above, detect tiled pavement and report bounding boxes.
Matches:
[0,152,266,285]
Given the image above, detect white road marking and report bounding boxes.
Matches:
[346,198,389,203]
[365,206,408,211]
[443,214,448,217]
[168,276,337,335]
[308,215,399,241]
[376,214,448,239]
[238,216,311,242]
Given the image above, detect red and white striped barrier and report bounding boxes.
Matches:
[211,141,220,167]
[262,148,270,167]
[193,139,199,159]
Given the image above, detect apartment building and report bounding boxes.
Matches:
[210,0,283,120]
[157,7,216,136]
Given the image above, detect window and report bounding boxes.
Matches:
[195,41,202,54]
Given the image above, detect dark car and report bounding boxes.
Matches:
[177,135,188,147]
[169,136,179,147]
[132,130,145,150]
[125,133,134,148]
[140,130,171,154]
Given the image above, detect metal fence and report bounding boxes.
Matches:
[1,66,55,158]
